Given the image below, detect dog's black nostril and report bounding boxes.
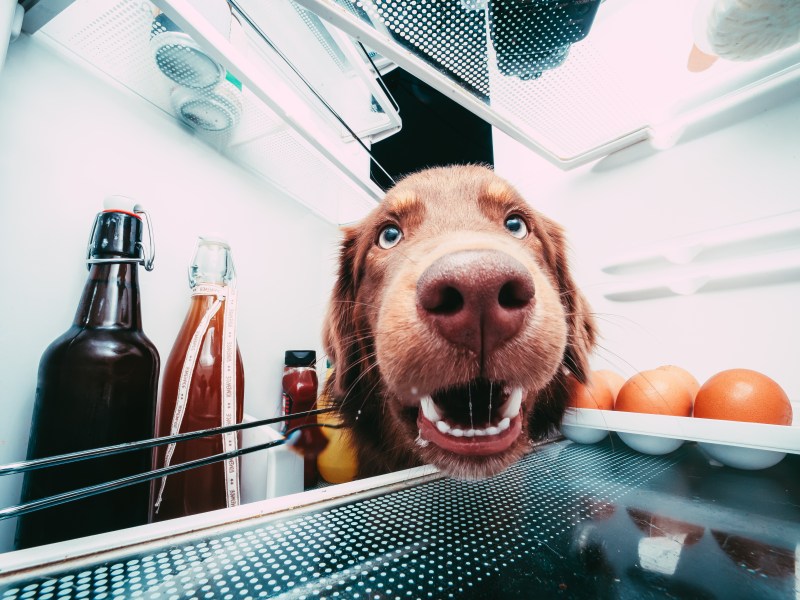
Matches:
[498,280,534,309]
[430,286,464,315]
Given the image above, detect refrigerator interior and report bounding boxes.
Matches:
[0,0,798,579]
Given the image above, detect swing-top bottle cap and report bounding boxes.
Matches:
[189,234,235,286]
[89,201,143,259]
[285,351,316,367]
[86,197,155,270]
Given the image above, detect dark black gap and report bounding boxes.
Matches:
[370,68,493,191]
[431,378,505,426]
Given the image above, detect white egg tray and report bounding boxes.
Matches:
[560,403,800,470]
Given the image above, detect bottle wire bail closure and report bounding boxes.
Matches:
[135,204,156,271]
[84,205,156,271]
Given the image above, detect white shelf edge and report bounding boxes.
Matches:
[602,210,800,275]
[601,248,800,301]
[562,406,800,454]
[0,464,440,577]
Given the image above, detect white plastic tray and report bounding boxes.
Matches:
[561,403,799,469]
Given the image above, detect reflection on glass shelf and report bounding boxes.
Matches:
[569,439,799,599]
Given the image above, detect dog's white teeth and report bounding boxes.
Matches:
[499,386,524,419]
[420,395,442,422]
[423,390,519,439]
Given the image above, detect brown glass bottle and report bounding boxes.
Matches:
[151,237,244,521]
[16,208,159,549]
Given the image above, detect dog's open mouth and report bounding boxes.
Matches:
[415,379,523,456]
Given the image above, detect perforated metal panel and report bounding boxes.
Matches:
[0,442,696,598]
[3,440,799,599]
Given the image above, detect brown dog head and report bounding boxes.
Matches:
[323,165,595,479]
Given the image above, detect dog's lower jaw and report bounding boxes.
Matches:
[383,401,533,481]
[414,431,533,480]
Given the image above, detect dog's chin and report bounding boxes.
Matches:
[414,430,531,480]
[394,379,531,480]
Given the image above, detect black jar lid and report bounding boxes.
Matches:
[89,210,143,259]
[285,351,316,367]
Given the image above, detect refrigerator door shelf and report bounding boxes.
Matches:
[599,210,800,301]
[34,0,397,224]
[600,249,800,302]
[602,210,800,276]
[561,404,800,469]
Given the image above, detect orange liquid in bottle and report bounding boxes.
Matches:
[151,237,244,521]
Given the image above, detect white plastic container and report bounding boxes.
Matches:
[240,414,304,503]
[561,404,799,468]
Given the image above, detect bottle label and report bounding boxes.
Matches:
[219,283,240,508]
[154,283,241,513]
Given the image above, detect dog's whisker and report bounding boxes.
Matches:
[468,383,474,431]
[330,299,383,311]
[350,375,383,423]
[341,380,379,419]
[328,321,419,344]
[590,343,646,379]
[488,381,493,425]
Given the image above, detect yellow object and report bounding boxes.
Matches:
[317,366,359,484]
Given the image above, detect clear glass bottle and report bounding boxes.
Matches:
[16,206,159,549]
[152,236,244,521]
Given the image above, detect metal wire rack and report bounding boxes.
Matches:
[0,409,337,521]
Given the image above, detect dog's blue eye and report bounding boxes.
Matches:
[378,225,403,249]
[505,216,528,239]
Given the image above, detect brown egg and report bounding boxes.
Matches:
[594,370,626,403]
[656,365,700,401]
[694,368,792,425]
[615,369,694,416]
[566,372,614,410]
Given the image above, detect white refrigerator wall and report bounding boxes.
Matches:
[494,96,800,396]
[0,35,342,552]
[1,19,798,557]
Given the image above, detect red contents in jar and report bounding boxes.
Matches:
[282,351,327,488]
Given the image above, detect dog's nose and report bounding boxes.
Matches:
[416,250,535,358]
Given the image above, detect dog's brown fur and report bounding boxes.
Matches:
[323,165,595,479]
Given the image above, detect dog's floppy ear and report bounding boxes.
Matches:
[543,217,596,383]
[322,226,367,400]
[529,214,597,437]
